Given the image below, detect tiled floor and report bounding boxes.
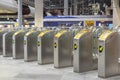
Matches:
[0,55,120,80]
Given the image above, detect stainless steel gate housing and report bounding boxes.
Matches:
[24,31,40,62]
[54,30,73,68]
[38,30,54,64]
[73,30,93,73]
[98,31,119,78]
[13,30,28,59]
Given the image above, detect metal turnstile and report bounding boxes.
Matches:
[54,30,73,68]
[98,31,119,78]
[24,31,40,62]
[73,30,93,73]
[38,30,54,64]
[0,30,6,55]
[3,31,16,57]
[12,30,28,59]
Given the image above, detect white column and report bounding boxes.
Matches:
[113,0,120,27]
[35,0,43,27]
[74,0,77,15]
[70,7,72,15]
[18,0,23,28]
[64,0,68,15]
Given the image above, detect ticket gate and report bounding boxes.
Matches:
[54,30,73,68]
[98,31,119,78]
[92,28,102,55]
[37,30,54,64]
[92,28,103,69]
[73,30,93,73]
[0,31,6,55]
[3,31,17,57]
[12,30,28,59]
[24,31,40,62]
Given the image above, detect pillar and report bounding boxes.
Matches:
[74,0,78,15]
[35,0,43,27]
[18,0,23,28]
[64,0,69,15]
[113,0,120,27]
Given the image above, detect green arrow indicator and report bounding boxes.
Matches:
[99,46,103,53]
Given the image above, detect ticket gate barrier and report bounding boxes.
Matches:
[92,28,102,55]
[73,30,93,73]
[12,30,28,59]
[0,30,6,55]
[24,31,40,62]
[37,30,54,64]
[98,31,119,78]
[54,30,73,68]
[92,28,103,69]
[3,31,17,57]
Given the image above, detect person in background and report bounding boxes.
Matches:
[43,8,52,17]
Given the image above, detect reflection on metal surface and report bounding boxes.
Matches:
[38,30,54,64]
[24,31,40,62]
[12,31,28,59]
[3,31,16,57]
[54,30,73,68]
[73,30,93,73]
[98,31,119,78]
[0,31,6,55]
